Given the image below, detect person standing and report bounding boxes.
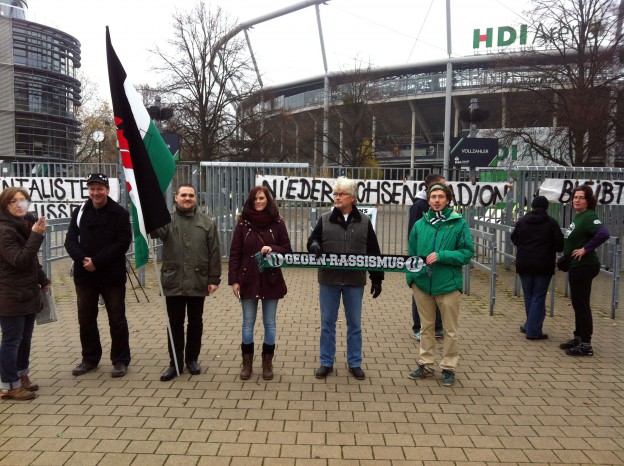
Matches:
[408,173,445,341]
[151,184,222,381]
[406,183,474,387]
[559,185,610,356]
[229,186,291,381]
[65,173,132,378]
[511,196,564,340]
[0,188,50,401]
[307,177,383,381]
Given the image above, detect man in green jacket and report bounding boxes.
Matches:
[150,185,221,381]
[406,183,474,387]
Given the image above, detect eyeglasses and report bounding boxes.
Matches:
[333,192,350,198]
[9,199,30,206]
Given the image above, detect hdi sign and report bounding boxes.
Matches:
[473,22,602,49]
[473,25,528,48]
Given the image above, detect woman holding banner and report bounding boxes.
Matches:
[229,186,292,381]
[0,187,50,401]
[559,185,610,357]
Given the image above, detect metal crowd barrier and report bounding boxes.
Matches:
[473,219,620,319]
[465,228,496,315]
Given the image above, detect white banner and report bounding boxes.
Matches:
[257,175,511,207]
[0,176,121,219]
[539,178,624,206]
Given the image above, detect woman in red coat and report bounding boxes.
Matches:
[229,186,292,381]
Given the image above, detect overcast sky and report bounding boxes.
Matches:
[25,0,530,101]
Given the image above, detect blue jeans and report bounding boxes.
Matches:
[241,299,278,345]
[519,274,552,338]
[319,284,364,368]
[412,297,443,332]
[0,314,36,390]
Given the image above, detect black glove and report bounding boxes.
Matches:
[370,280,382,298]
[308,241,322,259]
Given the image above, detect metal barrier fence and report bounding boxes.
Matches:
[9,161,621,317]
[473,218,621,318]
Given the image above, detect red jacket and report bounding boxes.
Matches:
[228,218,292,299]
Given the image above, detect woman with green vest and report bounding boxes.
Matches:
[559,185,610,357]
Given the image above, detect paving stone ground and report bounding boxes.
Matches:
[0,258,621,465]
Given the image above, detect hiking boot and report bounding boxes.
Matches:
[412,332,421,342]
[566,343,593,356]
[315,366,333,379]
[1,387,36,401]
[408,364,434,380]
[348,367,365,380]
[560,338,580,350]
[441,370,455,387]
[72,362,97,376]
[111,363,127,378]
[435,330,445,339]
[20,375,39,392]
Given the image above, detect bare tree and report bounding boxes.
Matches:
[152,1,259,162]
[492,0,624,166]
[75,72,117,164]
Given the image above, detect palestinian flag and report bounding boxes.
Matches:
[106,27,175,268]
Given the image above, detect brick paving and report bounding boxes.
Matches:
[0,258,622,465]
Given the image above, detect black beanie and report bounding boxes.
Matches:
[531,195,549,210]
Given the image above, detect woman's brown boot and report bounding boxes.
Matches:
[262,343,275,380]
[240,343,254,380]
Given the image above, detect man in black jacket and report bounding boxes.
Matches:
[65,174,132,378]
[307,177,383,381]
[511,195,564,340]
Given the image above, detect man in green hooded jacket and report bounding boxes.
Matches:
[406,183,473,387]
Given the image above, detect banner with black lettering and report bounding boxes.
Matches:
[539,178,624,206]
[256,252,426,273]
[257,175,511,207]
[0,177,121,219]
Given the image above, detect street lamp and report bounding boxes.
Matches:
[91,130,105,171]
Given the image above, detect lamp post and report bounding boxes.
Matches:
[92,130,105,171]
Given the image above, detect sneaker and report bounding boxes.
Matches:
[560,338,580,350]
[566,343,593,356]
[408,365,434,380]
[435,330,445,339]
[441,370,455,387]
[0,387,36,401]
[19,375,39,392]
[411,332,421,342]
[519,324,526,334]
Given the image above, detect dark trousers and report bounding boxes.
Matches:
[76,283,130,366]
[165,296,205,368]
[568,264,600,343]
[412,297,442,332]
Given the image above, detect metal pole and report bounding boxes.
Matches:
[442,0,453,179]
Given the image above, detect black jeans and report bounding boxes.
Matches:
[165,296,205,368]
[412,297,442,332]
[76,283,131,366]
[568,264,600,343]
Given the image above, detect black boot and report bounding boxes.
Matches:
[262,343,275,380]
[240,343,254,380]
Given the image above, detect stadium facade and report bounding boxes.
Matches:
[244,50,617,170]
[0,0,81,164]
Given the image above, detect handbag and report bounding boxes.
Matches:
[556,255,572,272]
[36,287,58,325]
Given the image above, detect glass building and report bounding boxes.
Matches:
[0,0,81,162]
